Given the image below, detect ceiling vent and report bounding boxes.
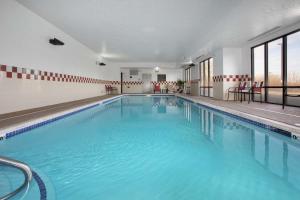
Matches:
[130,69,139,76]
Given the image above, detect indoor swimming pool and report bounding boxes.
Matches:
[0,95,300,200]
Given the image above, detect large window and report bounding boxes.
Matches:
[251,29,300,107]
[157,74,166,82]
[185,67,191,82]
[199,58,213,97]
[209,58,214,97]
[253,45,265,101]
[268,38,283,104]
[200,62,204,96]
[253,45,265,83]
[287,31,300,105]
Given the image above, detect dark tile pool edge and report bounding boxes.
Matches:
[32,170,47,200]
[123,94,175,97]
[101,95,123,104]
[4,94,290,141]
[1,95,122,140]
[176,96,293,138]
[4,104,99,139]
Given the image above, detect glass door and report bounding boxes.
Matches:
[287,31,300,106]
[267,38,283,104]
[253,45,265,101]
[209,58,214,97]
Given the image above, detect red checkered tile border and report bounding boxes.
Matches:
[213,74,251,82]
[123,81,143,85]
[0,64,113,84]
[0,65,148,86]
[151,81,177,85]
[111,81,121,85]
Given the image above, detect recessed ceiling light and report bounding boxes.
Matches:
[295,123,300,127]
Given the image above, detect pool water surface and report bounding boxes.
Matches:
[0,96,300,200]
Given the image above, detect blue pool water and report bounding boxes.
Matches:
[1,96,300,200]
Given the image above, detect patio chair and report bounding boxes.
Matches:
[160,84,168,93]
[105,85,112,94]
[227,82,247,101]
[153,84,161,93]
[248,81,264,103]
[239,82,255,102]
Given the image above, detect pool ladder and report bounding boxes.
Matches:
[0,156,32,200]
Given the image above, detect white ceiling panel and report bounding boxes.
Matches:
[16,0,300,63]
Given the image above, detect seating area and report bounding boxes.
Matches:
[153,83,178,94]
[225,81,300,109]
[105,85,118,95]
[227,81,264,103]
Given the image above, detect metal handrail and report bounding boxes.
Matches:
[0,156,32,200]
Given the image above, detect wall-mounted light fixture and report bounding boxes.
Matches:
[96,56,106,66]
[154,66,159,72]
[97,62,106,66]
[49,38,64,45]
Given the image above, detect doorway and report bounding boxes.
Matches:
[142,73,152,93]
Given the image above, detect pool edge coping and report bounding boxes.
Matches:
[0,95,123,140]
[1,93,300,199]
[1,93,299,140]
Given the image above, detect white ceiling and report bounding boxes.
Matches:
[17,0,300,63]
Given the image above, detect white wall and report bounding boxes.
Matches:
[223,48,242,75]
[120,65,182,93]
[0,0,111,114]
[121,67,182,82]
[0,0,101,78]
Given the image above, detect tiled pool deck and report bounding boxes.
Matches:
[178,94,300,136]
[0,95,117,129]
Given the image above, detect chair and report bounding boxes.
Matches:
[105,85,112,94]
[227,82,247,101]
[248,81,263,103]
[153,84,161,93]
[160,84,168,93]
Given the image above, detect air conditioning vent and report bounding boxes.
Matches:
[130,69,139,76]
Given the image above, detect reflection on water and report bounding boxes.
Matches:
[178,97,300,191]
[120,96,300,191]
[119,96,178,117]
[75,95,300,193]
[1,96,300,200]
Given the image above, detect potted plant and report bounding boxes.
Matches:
[176,79,185,93]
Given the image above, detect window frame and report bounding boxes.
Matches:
[199,57,213,97]
[251,28,300,107]
[184,67,191,82]
[157,74,166,82]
